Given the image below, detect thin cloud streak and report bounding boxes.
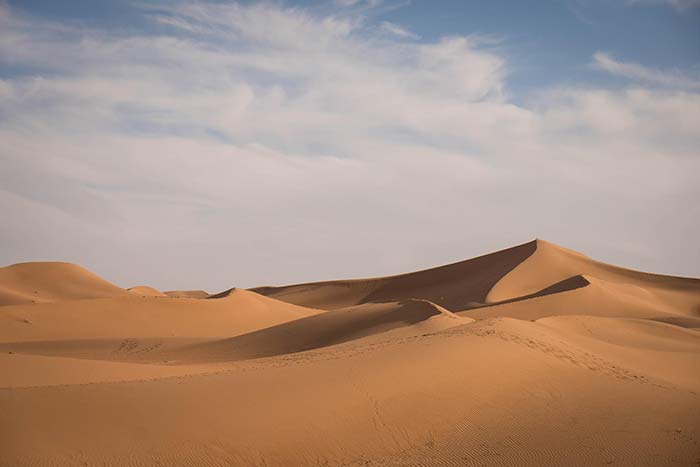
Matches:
[593,52,700,90]
[380,21,420,39]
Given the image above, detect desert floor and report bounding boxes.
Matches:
[1,239,699,466]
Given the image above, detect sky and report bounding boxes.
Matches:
[1,0,699,292]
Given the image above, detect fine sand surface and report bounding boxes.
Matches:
[1,240,699,466]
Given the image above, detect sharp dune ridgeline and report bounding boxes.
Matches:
[1,239,699,466]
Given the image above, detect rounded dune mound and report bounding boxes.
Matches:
[0,262,127,306]
[163,290,209,299]
[177,298,471,362]
[127,286,166,297]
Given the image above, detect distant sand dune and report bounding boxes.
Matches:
[1,240,699,467]
[0,289,322,342]
[252,239,700,320]
[0,261,127,306]
[128,285,166,297]
[164,290,210,299]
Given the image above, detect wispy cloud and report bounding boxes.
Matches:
[0,2,698,289]
[593,52,700,90]
[336,0,383,7]
[379,21,419,39]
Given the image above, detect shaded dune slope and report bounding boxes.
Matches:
[0,261,127,306]
[4,299,471,365]
[465,274,698,321]
[172,299,471,362]
[251,241,538,310]
[463,275,591,310]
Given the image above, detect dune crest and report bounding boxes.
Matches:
[486,239,699,305]
[250,240,538,310]
[170,298,471,363]
[128,285,166,297]
[250,239,700,320]
[163,289,209,299]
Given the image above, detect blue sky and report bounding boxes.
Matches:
[1,0,699,290]
[9,0,700,95]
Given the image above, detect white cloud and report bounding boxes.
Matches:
[336,0,383,7]
[594,52,700,90]
[0,2,698,290]
[379,21,419,39]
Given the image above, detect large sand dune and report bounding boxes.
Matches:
[1,240,699,466]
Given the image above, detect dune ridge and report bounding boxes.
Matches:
[128,285,166,297]
[250,240,539,310]
[251,239,699,319]
[164,290,210,299]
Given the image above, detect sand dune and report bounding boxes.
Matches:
[0,261,128,306]
[128,285,167,297]
[537,315,700,390]
[253,240,700,314]
[0,299,468,365]
[464,274,696,321]
[164,289,210,299]
[0,288,322,342]
[0,351,206,387]
[250,240,538,310]
[253,239,700,320]
[165,299,472,363]
[2,316,698,466]
[1,240,699,466]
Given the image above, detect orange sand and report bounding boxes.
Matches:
[1,240,698,466]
